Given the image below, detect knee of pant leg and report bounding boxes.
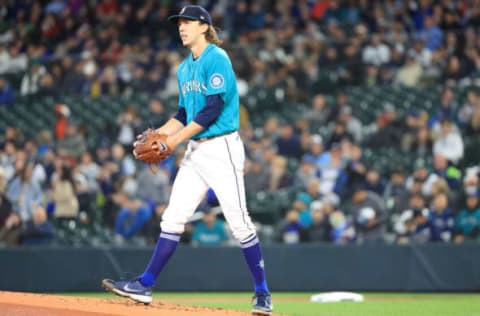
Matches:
[231,224,257,242]
[160,219,185,235]
[160,207,186,234]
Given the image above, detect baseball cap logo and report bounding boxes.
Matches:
[180,7,186,14]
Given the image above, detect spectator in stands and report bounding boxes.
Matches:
[419,15,444,52]
[147,99,169,129]
[135,164,169,207]
[395,53,422,87]
[113,190,152,242]
[463,167,479,197]
[1,45,27,75]
[7,162,43,223]
[305,94,329,128]
[384,169,408,213]
[78,151,99,192]
[430,178,452,202]
[20,60,46,96]
[276,123,303,160]
[454,192,480,243]
[362,33,391,66]
[302,134,326,171]
[317,143,344,195]
[467,99,480,135]
[351,187,387,243]
[365,103,405,148]
[268,155,291,191]
[0,166,12,227]
[423,154,461,198]
[54,104,70,141]
[96,163,117,225]
[277,209,308,245]
[230,1,250,39]
[292,156,317,190]
[409,126,433,158]
[338,106,363,143]
[56,123,87,161]
[458,90,480,128]
[191,211,229,247]
[19,206,54,245]
[402,110,428,151]
[51,164,79,219]
[245,157,270,193]
[443,55,466,83]
[111,143,136,177]
[341,144,367,198]
[428,192,454,242]
[407,39,432,68]
[117,106,141,151]
[325,121,353,150]
[329,209,355,245]
[0,212,22,246]
[362,169,386,196]
[0,77,16,106]
[435,87,457,122]
[432,120,464,164]
[292,192,313,228]
[327,92,349,125]
[37,73,57,97]
[307,200,332,243]
[73,164,95,220]
[304,178,323,203]
[143,203,166,244]
[60,56,84,94]
[393,194,431,244]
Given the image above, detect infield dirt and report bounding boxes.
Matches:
[0,291,251,315]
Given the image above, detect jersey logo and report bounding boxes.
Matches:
[209,73,224,89]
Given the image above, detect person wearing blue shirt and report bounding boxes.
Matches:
[102,6,272,315]
[428,193,454,242]
[114,191,152,240]
[192,212,228,247]
[455,193,480,243]
[0,78,16,106]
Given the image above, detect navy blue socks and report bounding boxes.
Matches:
[140,232,180,287]
[240,234,270,294]
[139,231,269,294]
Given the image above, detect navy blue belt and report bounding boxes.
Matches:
[193,131,236,143]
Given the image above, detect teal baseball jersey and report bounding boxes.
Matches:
[177,43,239,139]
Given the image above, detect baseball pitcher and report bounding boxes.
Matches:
[102,5,272,315]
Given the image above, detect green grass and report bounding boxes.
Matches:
[71,292,480,316]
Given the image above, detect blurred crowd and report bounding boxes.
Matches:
[0,0,480,247]
[2,0,480,103]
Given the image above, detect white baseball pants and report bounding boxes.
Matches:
[160,131,256,241]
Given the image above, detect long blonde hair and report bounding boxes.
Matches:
[205,25,223,46]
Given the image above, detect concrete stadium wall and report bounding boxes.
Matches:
[1,244,479,292]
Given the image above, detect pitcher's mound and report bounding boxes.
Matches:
[0,291,251,316]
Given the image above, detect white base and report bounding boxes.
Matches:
[310,292,364,303]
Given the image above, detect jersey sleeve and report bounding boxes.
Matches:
[204,55,230,96]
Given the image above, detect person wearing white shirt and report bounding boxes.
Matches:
[433,120,464,164]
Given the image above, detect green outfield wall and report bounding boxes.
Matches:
[1,243,479,292]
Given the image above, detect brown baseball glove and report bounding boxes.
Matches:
[133,128,172,164]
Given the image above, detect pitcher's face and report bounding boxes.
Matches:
[178,18,207,48]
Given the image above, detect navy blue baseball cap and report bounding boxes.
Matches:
[168,5,212,25]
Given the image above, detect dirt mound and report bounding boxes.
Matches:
[0,291,251,316]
